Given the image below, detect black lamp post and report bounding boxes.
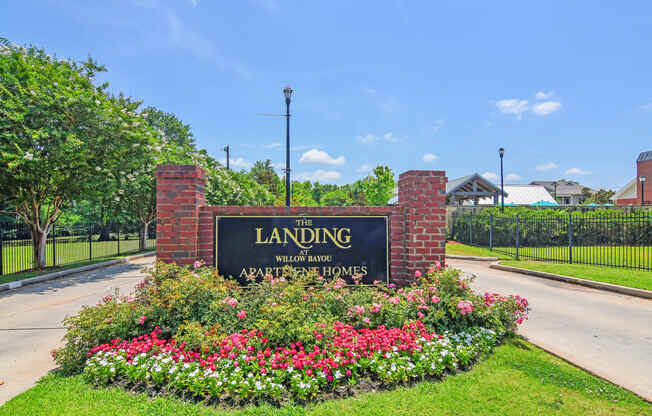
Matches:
[223,145,230,170]
[283,86,293,207]
[641,176,647,206]
[499,147,505,212]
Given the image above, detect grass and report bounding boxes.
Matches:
[447,242,652,291]
[445,242,513,260]
[499,261,652,292]
[1,338,649,415]
[1,236,155,277]
[0,249,155,285]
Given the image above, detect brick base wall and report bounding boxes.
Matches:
[156,165,447,285]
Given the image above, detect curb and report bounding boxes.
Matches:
[0,251,156,293]
[446,254,499,261]
[490,263,652,300]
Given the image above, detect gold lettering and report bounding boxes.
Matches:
[255,228,268,244]
[337,228,352,248]
[268,228,281,244]
[283,227,312,249]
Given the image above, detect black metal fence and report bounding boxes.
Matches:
[0,220,156,276]
[450,211,652,271]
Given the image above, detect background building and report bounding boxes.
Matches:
[615,151,652,205]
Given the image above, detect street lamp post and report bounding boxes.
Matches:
[641,176,647,206]
[223,145,230,170]
[283,86,293,207]
[499,147,505,212]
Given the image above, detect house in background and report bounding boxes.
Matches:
[614,150,652,205]
[530,180,593,205]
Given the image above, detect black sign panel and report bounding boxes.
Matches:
[215,216,388,285]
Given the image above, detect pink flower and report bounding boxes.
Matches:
[417,311,425,319]
[435,260,441,269]
[138,315,146,325]
[105,317,113,324]
[456,300,474,315]
[388,296,400,305]
[427,267,436,274]
[414,270,422,278]
[370,303,382,313]
[431,296,440,304]
[193,260,204,269]
[362,317,371,324]
[224,297,238,308]
[237,310,246,319]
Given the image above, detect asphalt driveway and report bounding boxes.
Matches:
[449,258,652,402]
[0,257,154,405]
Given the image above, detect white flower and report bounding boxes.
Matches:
[24,152,33,161]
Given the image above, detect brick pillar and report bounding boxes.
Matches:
[398,170,447,282]
[155,165,206,265]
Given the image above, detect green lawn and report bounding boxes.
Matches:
[447,243,652,291]
[1,338,649,416]
[1,237,155,276]
[500,261,652,292]
[0,250,155,285]
[445,243,512,260]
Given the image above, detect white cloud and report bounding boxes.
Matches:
[356,163,373,173]
[641,103,652,111]
[482,172,498,181]
[264,142,281,148]
[535,91,554,100]
[432,119,445,133]
[383,132,401,142]
[536,162,558,171]
[295,170,341,183]
[422,153,438,163]
[221,157,251,169]
[299,149,345,166]
[291,145,312,151]
[505,173,521,182]
[565,167,592,175]
[496,99,529,119]
[532,101,562,116]
[356,134,378,144]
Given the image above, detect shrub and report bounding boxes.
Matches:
[55,261,528,375]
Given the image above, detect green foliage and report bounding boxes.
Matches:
[320,188,352,206]
[142,105,194,147]
[248,159,282,198]
[54,262,527,375]
[583,189,616,205]
[358,165,395,206]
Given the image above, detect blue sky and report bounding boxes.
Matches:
[3,1,652,190]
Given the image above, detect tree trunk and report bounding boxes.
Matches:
[31,226,48,270]
[98,223,111,241]
[140,222,149,251]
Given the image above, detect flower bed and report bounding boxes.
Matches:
[84,322,500,403]
[54,261,528,406]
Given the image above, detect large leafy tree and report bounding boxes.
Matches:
[358,166,395,206]
[0,39,154,269]
[142,106,194,147]
[249,159,282,198]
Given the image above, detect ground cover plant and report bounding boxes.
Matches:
[52,261,530,407]
[5,338,650,416]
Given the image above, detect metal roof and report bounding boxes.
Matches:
[637,150,652,162]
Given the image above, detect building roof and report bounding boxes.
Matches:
[479,185,556,205]
[446,173,504,195]
[614,178,637,200]
[529,180,592,197]
[637,150,652,162]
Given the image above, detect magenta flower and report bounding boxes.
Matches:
[138,315,146,325]
[414,270,422,278]
[237,310,246,319]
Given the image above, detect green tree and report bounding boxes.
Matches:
[358,165,395,205]
[584,189,616,205]
[142,106,194,147]
[249,159,282,198]
[320,188,352,206]
[0,39,155,268]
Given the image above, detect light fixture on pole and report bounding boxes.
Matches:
[223,145,230,170]
[499,147,505,212]
[283,85,293,207]
[641,176,647,206]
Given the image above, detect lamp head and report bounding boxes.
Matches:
[499,147,505,158]
[283,85,293,102]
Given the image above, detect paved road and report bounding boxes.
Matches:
[449,259,652,402]
[0,257,154,405]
